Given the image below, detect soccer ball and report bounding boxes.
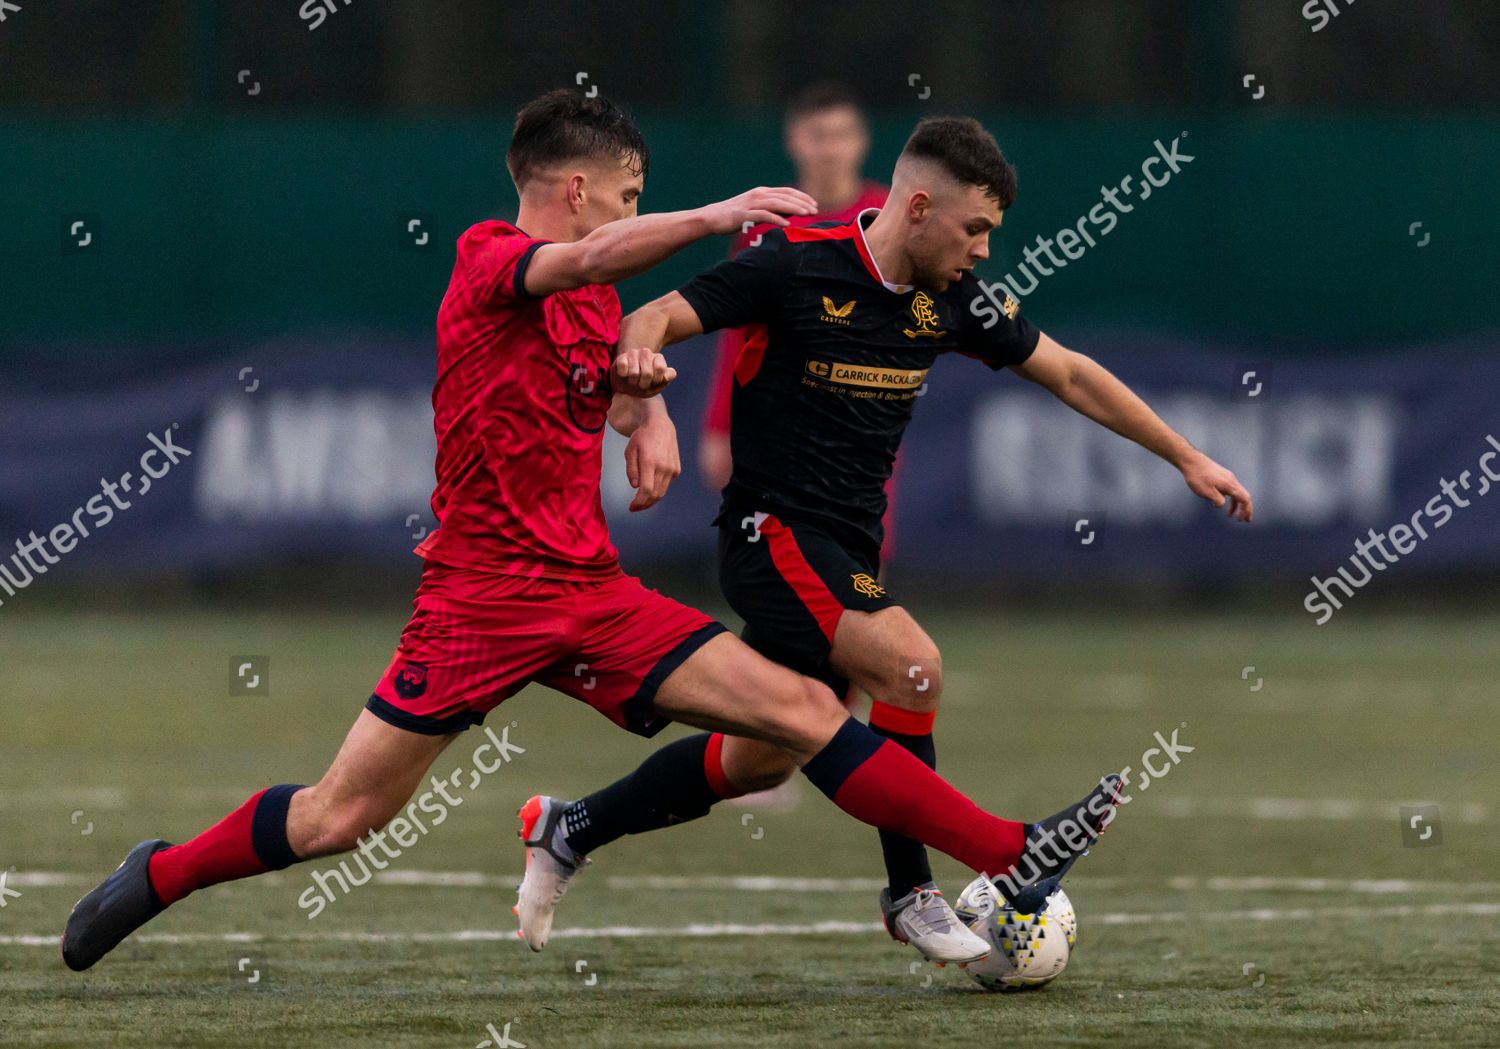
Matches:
[952,875,1077,992]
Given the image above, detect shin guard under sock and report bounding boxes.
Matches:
[147,784,305,905]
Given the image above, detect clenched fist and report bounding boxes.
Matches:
[613,346,677,397]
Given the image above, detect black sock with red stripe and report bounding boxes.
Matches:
[561,733,746,856]
[868,701,936,896]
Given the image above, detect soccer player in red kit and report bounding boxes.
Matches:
[63,90,1120,974]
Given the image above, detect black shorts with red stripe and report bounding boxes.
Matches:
[716,509,898,692]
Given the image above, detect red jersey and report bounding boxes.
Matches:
[415,220,622,581]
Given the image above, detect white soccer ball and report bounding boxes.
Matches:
[952,875,1077,992]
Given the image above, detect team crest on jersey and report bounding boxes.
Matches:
[565,358,612,433]
[393,662,428,699]
[1002,293,1021,320]
[902,291,946,339]
[820,296,856,324]
[851,573,886,598]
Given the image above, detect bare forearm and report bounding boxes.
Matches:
[527,186,817,297]
[608,391,669,436]
[574,211,715,286]
[1061,357,1195,467]
[618,298,679,355]
[1017,337,1251,519]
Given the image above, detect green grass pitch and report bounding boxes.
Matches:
[2,606,1498,1047]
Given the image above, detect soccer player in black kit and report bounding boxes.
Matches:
[516,116,1253,965]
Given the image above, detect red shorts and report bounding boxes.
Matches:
[368,562,726,737]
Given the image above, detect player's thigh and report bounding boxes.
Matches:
[302,564,567,856]
[719,624,831,789]
[721,626,842,790]
[368,562,568,735]
[830,605,943,712]
[290,709,460,857]
[650,632,846,764]
[539,574,728,739]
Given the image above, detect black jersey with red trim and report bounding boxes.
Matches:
[677,209,1040,560]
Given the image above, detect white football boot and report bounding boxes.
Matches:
[880,883,991,966]
[514,795,587,951]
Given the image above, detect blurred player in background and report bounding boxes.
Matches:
[700,83,895,531]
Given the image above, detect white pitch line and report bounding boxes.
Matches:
[0,923,883,948]
[1154,797,1488,824]
[385,873,898,892]
[6,902,1500,949]
[1164,876,1500,895]
[13,871,1500,895]
[374,870,508,888]
[603,875,890,892]
[6,873,90,887]
[10,871,889,891]
[0,788,128,809]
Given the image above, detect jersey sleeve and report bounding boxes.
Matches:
[676,230,794,333]
[455,224,551,306]
[956,275,1041,370]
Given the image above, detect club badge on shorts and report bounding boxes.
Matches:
[394,661,429,699]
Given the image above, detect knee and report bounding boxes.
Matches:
[761,675,847,754]
[879,646,944,712]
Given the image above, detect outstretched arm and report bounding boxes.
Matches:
[1011,334,1254,521]
[522,188,816,296]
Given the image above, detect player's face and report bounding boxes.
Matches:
[906,183,1003,292]
[785,106,869,188]
[578,154,644,233]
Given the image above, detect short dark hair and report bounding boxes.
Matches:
[901,116,1017,209]
[784,81,866,128]
[506,89,649,188]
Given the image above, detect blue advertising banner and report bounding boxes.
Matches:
[3,334,1498,613]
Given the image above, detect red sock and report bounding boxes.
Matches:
[802,721,1026,877]
[148,784,304,905]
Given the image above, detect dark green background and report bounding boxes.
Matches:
[4,116,1494,349]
